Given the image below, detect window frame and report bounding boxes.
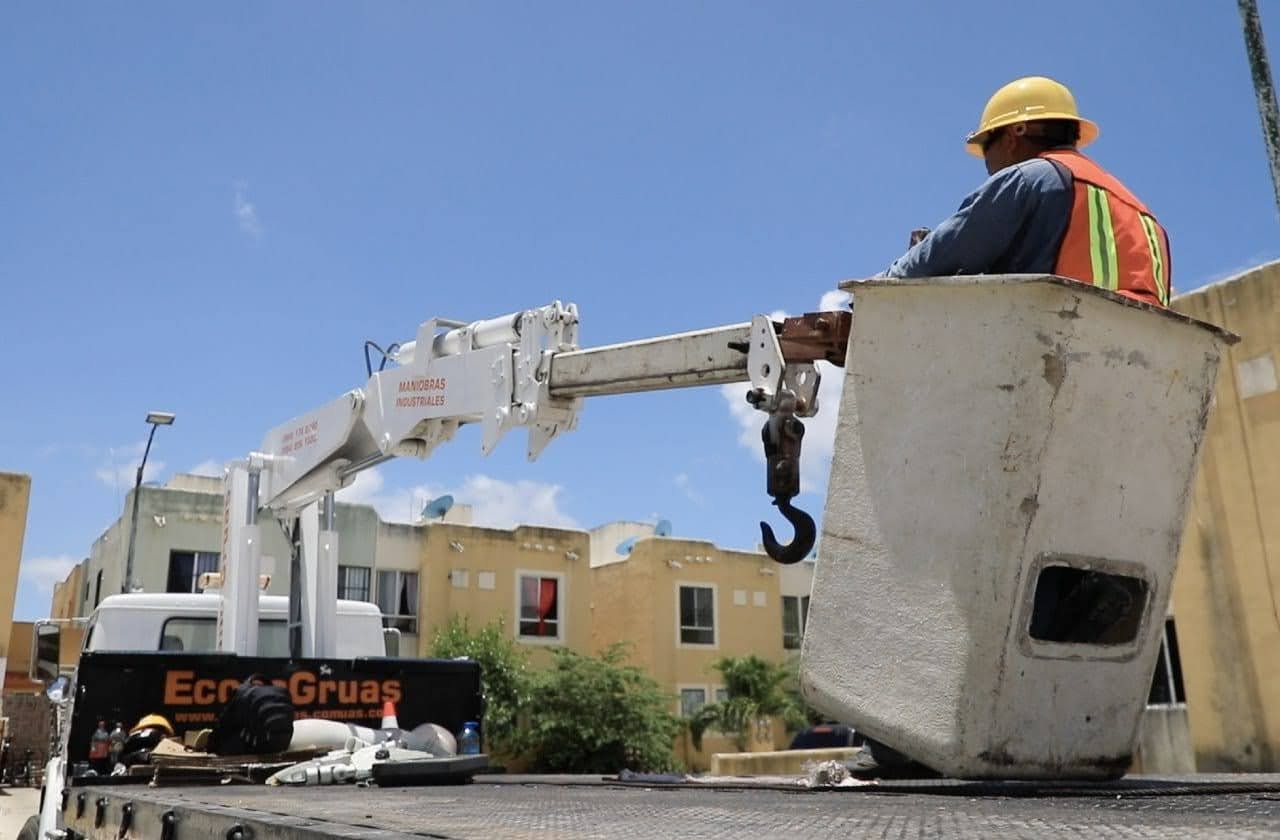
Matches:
[375,569,420,635]
[678,685,708,718]
[165,550,221,594]
[337,564,372,603]
[782,594,811,650]
[676,582,718,649]
[515,569,565,645]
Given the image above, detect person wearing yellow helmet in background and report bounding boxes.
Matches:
[884,76,1171,307]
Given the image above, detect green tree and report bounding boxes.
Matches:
[515,643,683,773]
[687,655,810,751]
[782,654,827,729]
[429,615,531,756]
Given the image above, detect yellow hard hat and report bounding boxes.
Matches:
[130,714,174,736]
[965,76,1099,157]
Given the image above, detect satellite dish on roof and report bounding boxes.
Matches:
[615,537,638,556]
[654,519,672,537]
[421,494,455,520]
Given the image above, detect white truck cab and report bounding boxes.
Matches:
[81,593,393,658]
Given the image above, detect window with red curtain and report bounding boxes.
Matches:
[519,574,560,638]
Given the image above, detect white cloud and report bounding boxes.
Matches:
[20,554,79,594]
[234,180,263,238]
[337,467,579,530]
[819,289,851,312]
[719,291,849,497]
[461,475,579,529]
[674,472,705,506]
[95,440,165,491]
[187,459,225,478]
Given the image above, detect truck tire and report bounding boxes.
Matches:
[16,814,40,840]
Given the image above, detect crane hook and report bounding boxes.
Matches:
[757,406,816,564]
[760,496,816,565]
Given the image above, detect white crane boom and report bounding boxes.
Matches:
[216,301,849,657]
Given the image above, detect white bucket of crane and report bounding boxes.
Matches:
[801,274,1235,780]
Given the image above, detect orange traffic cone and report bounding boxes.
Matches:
[380,700,399,730]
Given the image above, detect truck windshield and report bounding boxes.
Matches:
[160,617,289,655]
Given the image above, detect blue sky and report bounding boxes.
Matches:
[3,2,1277,620]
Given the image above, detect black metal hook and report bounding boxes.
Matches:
[760,496,816,565]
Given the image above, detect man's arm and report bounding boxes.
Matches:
[884,166,1039,278]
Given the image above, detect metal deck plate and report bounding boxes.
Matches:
[76,775,1280,839]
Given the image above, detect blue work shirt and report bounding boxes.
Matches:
[884,157,1073,278]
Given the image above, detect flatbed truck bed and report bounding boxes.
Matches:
[62,773,1280,839]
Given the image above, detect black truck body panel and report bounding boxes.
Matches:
[65,652,482,765]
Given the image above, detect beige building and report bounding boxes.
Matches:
[1169,260,1280,771]
[0,473,32,724]
[416,518,813,765]
[51,476,815,769]
[54,474,428,651]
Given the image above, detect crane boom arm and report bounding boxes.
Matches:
[217,300,849,657]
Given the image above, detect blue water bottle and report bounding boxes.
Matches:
[459,721,481,755]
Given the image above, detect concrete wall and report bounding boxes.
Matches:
[0,473,31,722]
[49,563,84,621]
[1171,261,1280,771]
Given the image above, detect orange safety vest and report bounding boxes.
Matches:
[1040,150,1171,307]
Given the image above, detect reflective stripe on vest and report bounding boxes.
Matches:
[1138,213,1168,306]
[1040,150,1171,307]
[1087,185,1119,292]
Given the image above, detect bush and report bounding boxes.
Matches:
[687,655,810,751]
[515,644,683,773]
[429,615,531,756]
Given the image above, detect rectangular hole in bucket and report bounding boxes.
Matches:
[1028,566,1147,645]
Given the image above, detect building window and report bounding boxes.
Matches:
[714,687,729,703]
[337,565,372,602]
[376,570,419,634]
[679,584,716,646]
[518,572,562,641]
[782,595,811,650]
[680,687,707,717]
[1147,618,1187,706]
[93,569,103,608]
[166,551,220,593]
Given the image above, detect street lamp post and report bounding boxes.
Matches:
[122,411,176,593]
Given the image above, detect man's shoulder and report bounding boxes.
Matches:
[1008,157,1071,191]
[968,158,1070,207]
